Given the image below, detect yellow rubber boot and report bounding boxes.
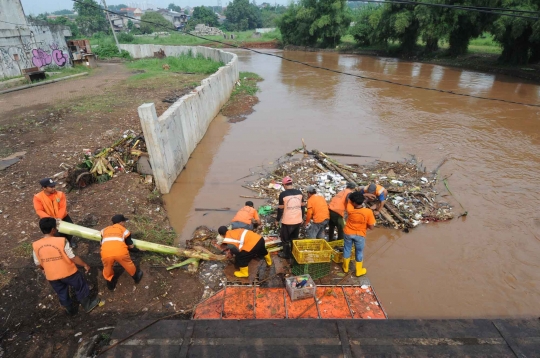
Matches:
[342,258,350,273]
[355,261,367,277]
[264,253,272,266]
[234,266,249,278]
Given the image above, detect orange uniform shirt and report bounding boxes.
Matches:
[222,229,261,252]
[306,194,330,224]
[232,206,260,225]
[328,188,353,217]
[33,191,68,219]
[100,224,131,258]
[32,237,77,281]
[343,202,376,237]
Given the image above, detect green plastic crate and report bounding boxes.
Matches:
[291,259,331,279]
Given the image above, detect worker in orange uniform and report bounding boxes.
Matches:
[342,192,376,277]
[100,215,143,291]
[231,201,261,230]
[328,182,356,242]
[33,218,100,315]
[217,226,271,278]
[359,182,388,216]
[276,176,305,259]
[33,178,76,248]
[304,186,330,239]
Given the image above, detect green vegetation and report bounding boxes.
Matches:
[167,3,182,12]
[13,242,33,257]
[140,12,174,34]
[189,6,219,28]
[93,42,132,59]
[73,0,108,37]
[129,215,176,246]
[231,71,263,99]
[126,53,223,81]
[46,65,92,80]
[278,0,351,48]
[224,0,263,31]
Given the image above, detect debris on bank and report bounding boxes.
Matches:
[64,130,151,189]
[243,147,455,231]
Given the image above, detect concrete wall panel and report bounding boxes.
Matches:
[125,45,239,193]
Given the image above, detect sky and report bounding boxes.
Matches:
[20,0,290,15]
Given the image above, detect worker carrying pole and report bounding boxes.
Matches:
[32,218,100,315]
[33,177,77,248]
[342,192,376,277]
[217,226,272,278]
[100,214,143,291]
[230,201,261,230]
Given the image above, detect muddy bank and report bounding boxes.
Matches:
[284,45,540,84]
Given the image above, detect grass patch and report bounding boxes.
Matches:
[129,215,176,246]
[90,30,282,48]
[46,65,93,81]
[231,72,263,99]
[126,53,223,81]
[12,242,33,257]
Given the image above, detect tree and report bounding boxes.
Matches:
[190,6,219,27]
[47,16,81,37]
[73,0,108,36]
[224,0,262,31]
[167,3,182,12]
[127,19,134,30]
[278,0,351,48]
[260,5,287,27]
[107,3,127,11]
[53,9,74,15]
[491,0,540,64]
[139,12,173,34]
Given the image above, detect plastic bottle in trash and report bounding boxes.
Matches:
[297,279,308,288]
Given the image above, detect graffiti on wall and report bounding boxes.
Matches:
[31,43,68,67]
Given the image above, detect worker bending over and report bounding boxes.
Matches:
[100,214,143,291]
[304,186,330,239]
[360,183,388,216]
[328,182,356,242]
[231,201,261,230]
[33,177,77,248]
[342,192,376,277]
[276,176,305,259]
[218,226,271,278]
[33,218,100,315]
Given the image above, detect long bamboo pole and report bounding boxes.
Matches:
[57,221,227,261]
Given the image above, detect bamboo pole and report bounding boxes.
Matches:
[57,221,227,261]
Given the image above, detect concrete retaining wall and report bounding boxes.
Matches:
[121,44,239,194]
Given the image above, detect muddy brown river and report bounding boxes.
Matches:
[164,50,540,319]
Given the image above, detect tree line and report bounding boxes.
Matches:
[278,0,540,65]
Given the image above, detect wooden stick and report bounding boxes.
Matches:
[384,203,411,227]
[323,152,375,158]
[302,138,309,158]
[194,208,231,212]
[379,208,399,229]
[240,195,269,199]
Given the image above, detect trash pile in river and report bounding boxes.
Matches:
[65,130,151,189]
[243,147,456,232]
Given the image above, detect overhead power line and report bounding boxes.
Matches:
[70,0,540,108]
[348,0,540,20]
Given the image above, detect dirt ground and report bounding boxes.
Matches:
[0,62,223,357]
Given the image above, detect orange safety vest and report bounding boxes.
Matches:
[232,206,259,225]
[32,237,77,281]
[100,224,130,258]
[222,229,261,252]
[306,194,330,223]
[328,188,353,217]
[363,184,385,197]
[344,202,376,237]
[282,194,303,225]
[33,191,67,219]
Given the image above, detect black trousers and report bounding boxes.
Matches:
[49,271,89,307]
[57,214,73,244]
[328,210,345,242]
[280,223,301,244]
[235,238,268,267]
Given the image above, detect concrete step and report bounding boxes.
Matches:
[101,318,540,357]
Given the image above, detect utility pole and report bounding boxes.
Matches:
[102,0,121,53]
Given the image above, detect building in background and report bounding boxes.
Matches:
[0,0,72,79]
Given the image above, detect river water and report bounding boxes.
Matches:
[163,50,540,319]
